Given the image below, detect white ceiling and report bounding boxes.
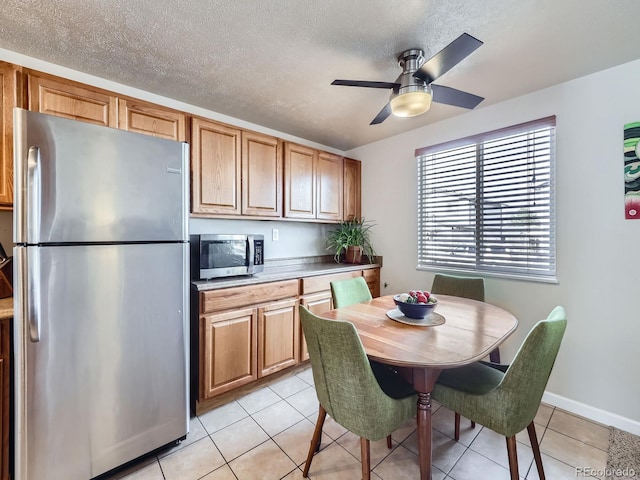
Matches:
[1,0,639,151]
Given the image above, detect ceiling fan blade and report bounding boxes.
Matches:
[431,84,484,109]
[370,103,392,125]
[332,79,400,90]
[414,33,483,84]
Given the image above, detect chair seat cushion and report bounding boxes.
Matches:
[370,361,416,399]
[436,362,504,395]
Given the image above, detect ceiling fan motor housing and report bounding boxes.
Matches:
[390,49,433,117]
[393,49,431,97]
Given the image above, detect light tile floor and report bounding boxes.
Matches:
[106,367,610,480]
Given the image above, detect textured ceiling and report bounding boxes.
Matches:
[0,0,639,151]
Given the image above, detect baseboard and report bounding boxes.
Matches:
[542,391,640,436]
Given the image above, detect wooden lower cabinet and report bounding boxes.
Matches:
[299,291,332,361]
[257,298,299,377]
[195,268,380,413]
[0,317,10,480]
[363,268,381,298]
[298,268,380,361]
[201,307,257,399]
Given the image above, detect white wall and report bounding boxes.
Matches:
[347,59,640,433]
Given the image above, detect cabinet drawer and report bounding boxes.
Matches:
[301,271,361,295]
[201,279,300,313]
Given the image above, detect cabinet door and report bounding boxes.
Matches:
[299,291,333,361]
[317,152,344,221]
[191,117,242,215]
[27,73,117,127]
[201,308,257,399]
[284,142,316,219]
[343,158,361,221]
[363,268,381,298]
[242,131,282,217]
[118,98,187,141]
[0,317,8,480]
[257,298,299,377]
[0,62,21,207]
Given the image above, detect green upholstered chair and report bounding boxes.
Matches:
[432,306,567,480]
[330,276,372,308]
[431,273,486,302]
[431,273,495,436]
[299,305,416,480]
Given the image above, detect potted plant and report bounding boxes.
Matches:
[326,218,376,264]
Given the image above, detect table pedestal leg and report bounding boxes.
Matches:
[417,392,432,480]
[412,368,442,480]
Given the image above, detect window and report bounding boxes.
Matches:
[415,116,556,282]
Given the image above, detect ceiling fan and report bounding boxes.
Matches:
[331,33,484,125]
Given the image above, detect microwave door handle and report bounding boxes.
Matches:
[247,236,255,273]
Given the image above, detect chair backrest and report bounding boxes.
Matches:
[330,276,372,308]
[431,273,485,301]
[496,306,567,434]
[299,305,405,440]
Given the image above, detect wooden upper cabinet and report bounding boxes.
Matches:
[343,158,362,221]
[284,142,317,219]
[317,151,343,221]
[0,62,22,208]
[191,117,241,215]
[27,73,116,127]
[118,98,187,141]
[242,131,282,217]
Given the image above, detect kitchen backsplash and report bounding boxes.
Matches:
[189,217,333,260]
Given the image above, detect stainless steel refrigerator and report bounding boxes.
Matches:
[12,108,190,480]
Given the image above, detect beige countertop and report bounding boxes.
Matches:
[0,297,13,320]
[192,256,382,291]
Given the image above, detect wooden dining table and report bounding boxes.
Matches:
[321,293,518,480]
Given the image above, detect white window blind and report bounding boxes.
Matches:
[416,116,556,281]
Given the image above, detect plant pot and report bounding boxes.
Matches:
[344,245,363,264]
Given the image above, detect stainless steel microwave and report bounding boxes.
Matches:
[190,234,264,280]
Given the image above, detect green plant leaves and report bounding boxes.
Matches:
[326,217,376,263]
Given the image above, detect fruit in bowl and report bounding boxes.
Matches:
[393,290,438,319]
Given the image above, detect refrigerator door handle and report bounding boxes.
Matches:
[28,249,41,342]
[16,247,41,342]
[27,146,42,242]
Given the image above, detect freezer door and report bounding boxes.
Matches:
[14,108,189,244]
[13,243,189,480]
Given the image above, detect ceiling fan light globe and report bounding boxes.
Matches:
[390,91,432,117]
